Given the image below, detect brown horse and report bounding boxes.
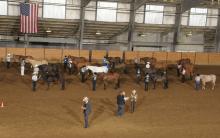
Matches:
[178,58,191,65]
[102,72,120,90]
[12,54,33,62]
[107,57,121,64]
[183,63,194,79]
[69,56,88,72]
[153,61,167,71]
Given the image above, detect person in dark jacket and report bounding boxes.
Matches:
[92,73,97,91]
[117,91,129,116]
[63,55,68,71]
[81,97,92,128]
[144,73,150,91]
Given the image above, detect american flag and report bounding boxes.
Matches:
[20,3,38,33]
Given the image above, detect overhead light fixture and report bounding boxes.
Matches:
[186,31,192,36]
[46,28,52,33]
[96,31,101,35]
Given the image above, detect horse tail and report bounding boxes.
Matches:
[117,77,120,88]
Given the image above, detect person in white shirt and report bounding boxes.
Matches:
[20,59,25,76]
[6,53,11,69]
[33,65,39,75]
[130,89,137,113]
[177,63,182,77]
[32,73,38,91]
[181,67,186,83]
[195,74,201,90]
[146,62,150,69]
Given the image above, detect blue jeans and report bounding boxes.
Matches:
[195,81,200,90]
[117,104,125,116]
[84,113,89,128]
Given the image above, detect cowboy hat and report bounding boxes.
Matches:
[83,97,89,102]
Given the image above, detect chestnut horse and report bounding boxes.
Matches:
[102,72,120,90]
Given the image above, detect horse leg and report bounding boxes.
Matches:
[212,82,215,90]
[117,79,120,88]
[104,81,106,90]
[47,81,50,90]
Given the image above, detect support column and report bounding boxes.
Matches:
[79,0,86,50]
[128,0,135,51]
[172,4,182,52]
[215,9,220,52]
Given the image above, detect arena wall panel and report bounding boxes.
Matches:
[138,51,153,58]
[63,49,89,59]
[125,51,138,60]
[153,52,167,61]
[208,53,220,65]
[195,53,209,65]
[92,50,106,60]
[45,49,62,62]
[167,52,181,64]
[26,48,44,60]
[181,52,196,64]
[108,51,123,58]
[0,48,6,58]
[7,48,25,55]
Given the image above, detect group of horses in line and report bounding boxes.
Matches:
[6,54,217,91]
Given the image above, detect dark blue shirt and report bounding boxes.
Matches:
[117,95,125,105]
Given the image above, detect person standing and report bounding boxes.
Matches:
[177,63,182,77]
[6,53,11,69]
[68,59,73,75]
[32,72,38,91]
[63,55,68,71]
[20,59,25,76]
[181,67,186,83]
[81,97,92,128]
[117,91,129,116]
[80,66,86,83]
[136,67,141,84]
[130,90,137,113]
[92,73,97,91]
[144,73,150,91]
[195,74,201,90]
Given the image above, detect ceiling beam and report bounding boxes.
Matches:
[181,0,206,13]
[134,0,147,11]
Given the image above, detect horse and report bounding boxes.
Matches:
[26,59,48,67]
[182,63,194,80]
[150,72,168,89]
[12,54,33,63]
[178,58,191,65]
[85,65,108,74]
[38,64,65,90]
[200,74,216,90]
[102,72,120,90]
[153,61,167,71]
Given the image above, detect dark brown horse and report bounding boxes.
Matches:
[178,58,191,65]
[102,72,120,90]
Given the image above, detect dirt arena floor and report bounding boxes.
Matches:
[0,63,220,138]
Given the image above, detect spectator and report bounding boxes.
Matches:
[130,89,137,113]
[195,74,201,90]
[81,97,92,128]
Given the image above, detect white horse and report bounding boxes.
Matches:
[86,66,108,73]
[200,74,216,90]
[26,59,48,67]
